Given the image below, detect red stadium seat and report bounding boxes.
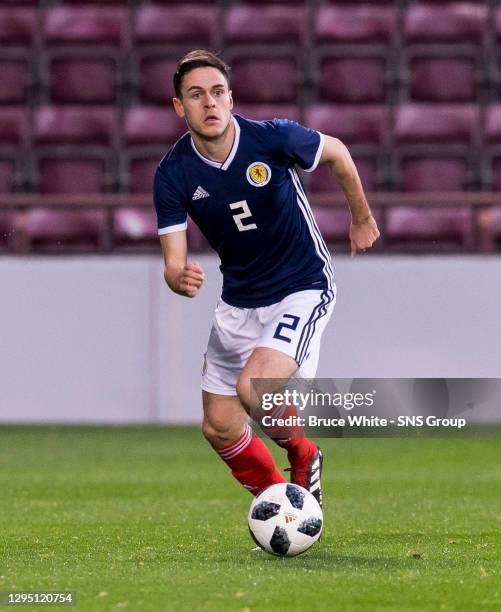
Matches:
[49,58,117,104]
[25,209,106,253]
[42,7,128,105]
[481,105,501,190]
[231,59,297,103]
[388,103,478,251]
[394,104,478,145]
[0,8,37,45]
[33,106,117,146]
[137,58,177,104]
[224,6,305,46]
[134,5,218,47]
[0,8,37,105]
[304,104,389,192]
[113,208,158,252]
[318,58,388,103]
[404,3,487,44]
[124,107,186,146]
[407,57,478,102]
[311,207,351,250]
[44,7,129,47]
[315,6,397,44]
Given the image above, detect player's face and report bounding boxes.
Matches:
[173,67,233,141]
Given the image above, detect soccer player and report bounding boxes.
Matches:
[154,50,379,506]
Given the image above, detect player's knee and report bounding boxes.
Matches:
[201,415,237,447]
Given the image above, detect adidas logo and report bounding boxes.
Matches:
[284,512,297,524]
[192,186,210,200]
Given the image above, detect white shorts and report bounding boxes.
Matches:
[201,288,336,396]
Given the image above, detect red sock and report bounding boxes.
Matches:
[262,402,316,462]
[216,424,286,495]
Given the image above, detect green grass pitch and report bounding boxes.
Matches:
[0,426,499,611]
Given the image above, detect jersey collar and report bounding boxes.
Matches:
[190,115,240,171]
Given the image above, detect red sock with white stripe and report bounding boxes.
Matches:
[263,402,317,463]
[216,423,286,496]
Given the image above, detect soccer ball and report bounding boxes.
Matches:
[248,483,323,557]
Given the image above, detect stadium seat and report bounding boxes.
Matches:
[224,6,305,46]
[0,8,37,45]
[43,7,129,46]
[26,106,117,251]
[407,57,478,102]
[42,7,128,105]
[25,209,106,253]
[315,6,397,44]
[134,5,218,48]
[404,3,487,44]
[311,207,352,251]
[230,59,297,103]
[0,8,37,105]
[318,58,387,103]
[386,207,473,253]
[48,58,117,104]
[137,58,177,105]
[387,104,478,251]
[34,106,117,146]
[304,104,389,192]
[481,104,501,190]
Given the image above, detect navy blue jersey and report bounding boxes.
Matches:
[154,115,334,308]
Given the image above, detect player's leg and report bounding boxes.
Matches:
[202,390,286,495]
[236,289,336,505]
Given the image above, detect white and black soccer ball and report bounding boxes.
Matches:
[248,483,323,557]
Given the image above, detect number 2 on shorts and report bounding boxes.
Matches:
[273,314,300,344]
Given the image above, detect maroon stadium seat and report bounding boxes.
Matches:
[0,107,29,147]
[388,103,478,251]
[304,104,389,192]
[137,58,177,104]
[27,106,117,250]
[0,8,37,105]
[121,106,186,192]
[114,208,158,251]
[42,7,128,105]
[34,106,117,146]
[44,7,128,46]
[49,58,117,104]
[311,207,351,250]
[404,4,487,44]
[315,6,397,44]
[134,5,218,48]
[233,105,300,123]
[124,107,185,146]
[0,8,37,45]
[25,209,106,252]
[481,105,501,190]
[318,58,387,103]
[304,104,389,144]
[224,6,305,46]
[408,57,478,102]
[231,59,297,103]
[394,103,478,145]
[386,207,473,253]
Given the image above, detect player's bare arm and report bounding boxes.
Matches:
[320,135,380,256]
[160,232,204,298]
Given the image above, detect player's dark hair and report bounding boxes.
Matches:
[173,50,231,99]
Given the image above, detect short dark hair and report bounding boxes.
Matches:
[173,50,231,98]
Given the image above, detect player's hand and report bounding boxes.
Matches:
[179,261,204,298]
[349,214,380,257]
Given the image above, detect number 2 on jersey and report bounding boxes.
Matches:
[229,200,257,232]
